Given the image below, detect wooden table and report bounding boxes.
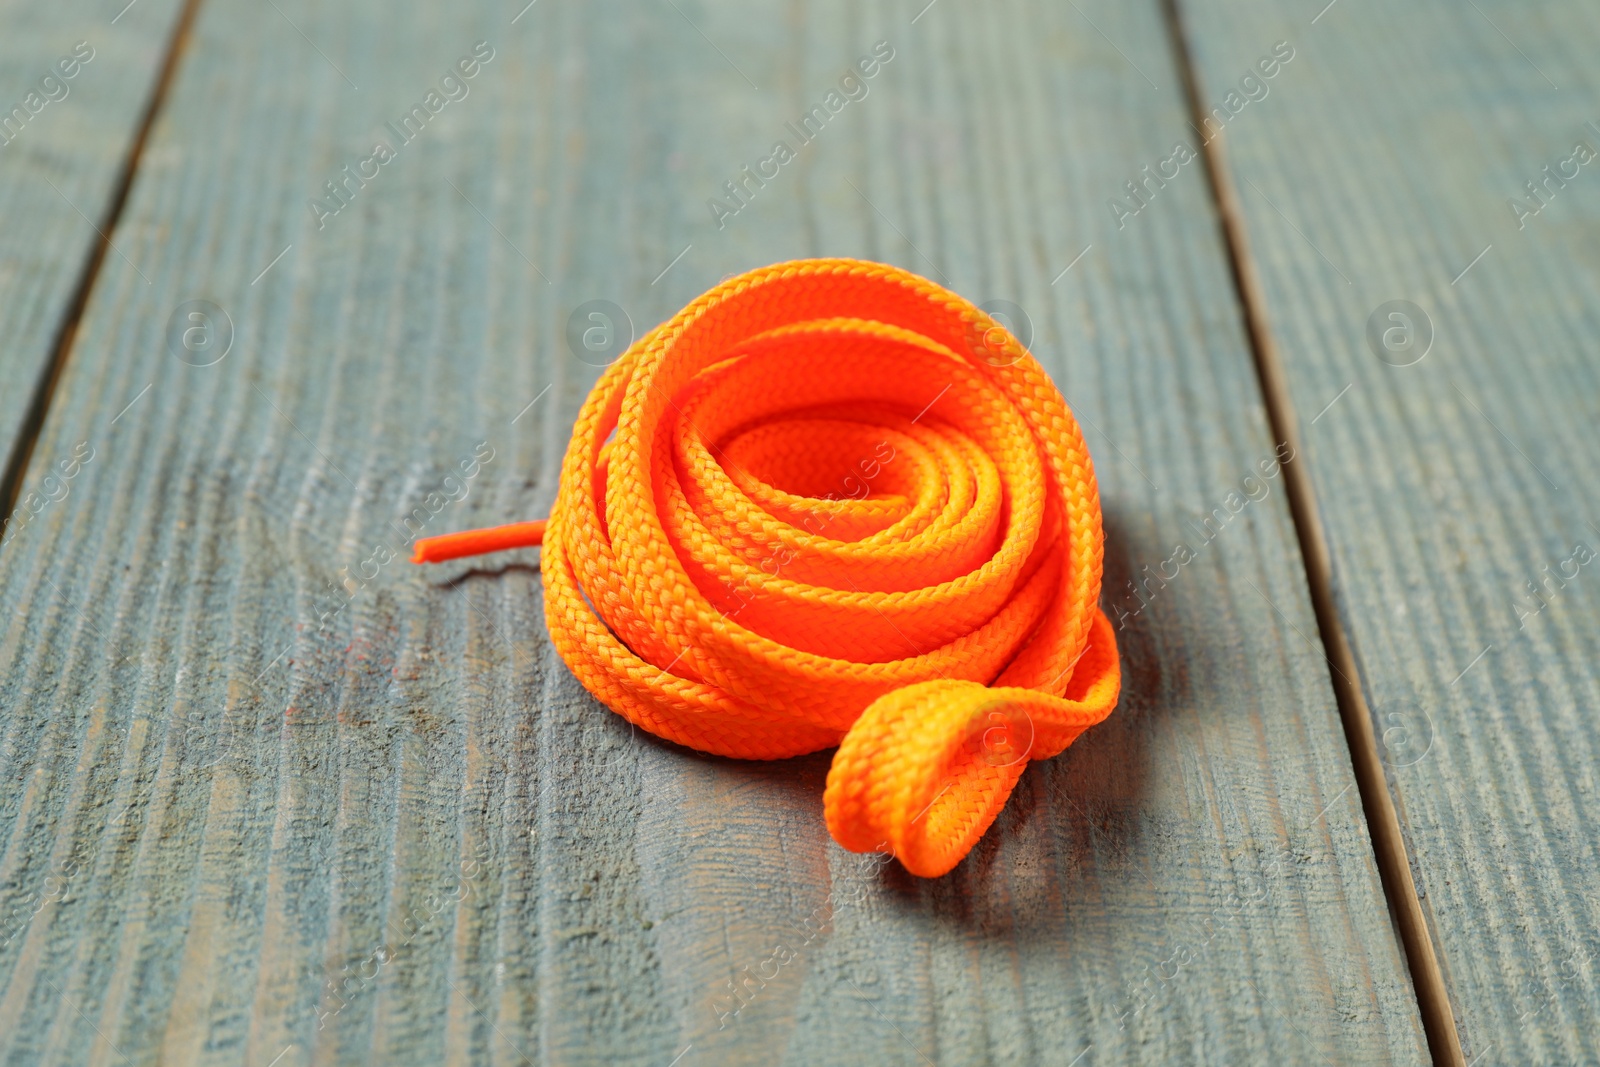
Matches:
[1,0,1593,1063]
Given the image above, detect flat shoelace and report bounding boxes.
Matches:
[414,258,1120,877]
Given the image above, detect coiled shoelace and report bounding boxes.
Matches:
[414,258,1120,877]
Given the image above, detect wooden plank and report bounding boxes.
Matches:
[0,0,1425,1063]
[0,0,189,523]
[1176,0,1600,1061]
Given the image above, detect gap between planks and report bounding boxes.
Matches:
[0,0,207,538]
[1159,0,1466,1064]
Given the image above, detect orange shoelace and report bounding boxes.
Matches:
[413,258,1120,877]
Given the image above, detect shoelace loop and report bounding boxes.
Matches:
[414,258,1120,877]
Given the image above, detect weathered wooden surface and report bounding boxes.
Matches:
[1180,0,1600,1062]
[0,0,188,512]
[0,0,1427,1063]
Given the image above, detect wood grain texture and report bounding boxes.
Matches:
[0,0,187,503]
[0,0,1425,1063]
[1177,0,1600,1062]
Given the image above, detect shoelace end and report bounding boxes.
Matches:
[411,520,547,564]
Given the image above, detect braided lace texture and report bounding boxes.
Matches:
[427,258,1120,877]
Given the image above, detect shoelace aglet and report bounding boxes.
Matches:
[411,520,547,564]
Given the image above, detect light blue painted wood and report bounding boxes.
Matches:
[0,0,1424,1062]
[1180,0,1600,1061]
[0,0,188,518]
